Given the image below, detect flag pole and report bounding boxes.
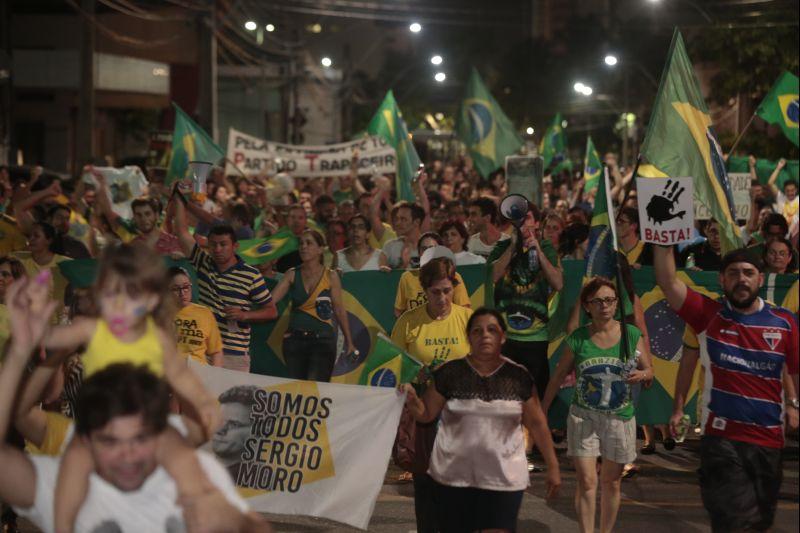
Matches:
[605,166,632,363]
[727,113,756,156]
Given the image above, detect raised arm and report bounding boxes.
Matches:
[172,193,198,257]
[415,171,431,233]
[653,244,687,311]
[0,278,60,508]
[767,158,786,198]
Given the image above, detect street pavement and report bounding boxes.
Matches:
[16,436,799,532]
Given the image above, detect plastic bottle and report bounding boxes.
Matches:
[685,253,695,269]
[528,248,539,271]
[674,414,692,443]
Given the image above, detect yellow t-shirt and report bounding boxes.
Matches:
[25,411,72,456]
[82,316,164,377]
[0,215,28,256]
[394,270,471,314]
[783,280,798,314]
[390,303,472,369]
[175,303,223,364]
[368,223,396,250]
[11,251,70,324]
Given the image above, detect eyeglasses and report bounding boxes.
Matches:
[171,284,192,293]
[587,296,617,307]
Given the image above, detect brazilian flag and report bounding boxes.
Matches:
[756,71,799,147]
[359,333,422,387]
[641,29,742,253]
[367,91,421,203]
[582,136,603,193]
[455,67,524,178]
[166,103,225,185]
[540,113,569,172]
[239,230,299,266]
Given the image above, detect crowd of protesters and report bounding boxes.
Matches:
[0,145,797,532]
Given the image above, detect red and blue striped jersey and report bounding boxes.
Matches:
[678,288,799,449]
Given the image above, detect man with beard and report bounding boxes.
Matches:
[655,245,798,533]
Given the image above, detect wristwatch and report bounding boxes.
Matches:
[788,398,800,409]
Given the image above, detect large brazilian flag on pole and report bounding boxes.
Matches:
[167,103,225,185]
[367,91,421,203]
[640,29,742,254]
[455,67,524,178]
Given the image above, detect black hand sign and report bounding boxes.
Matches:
[646,179,686,225]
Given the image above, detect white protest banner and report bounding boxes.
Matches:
[695,172,750,221]
[226,128,396,178]
[190,362,404,530]
[81,166,148,219]
[636,177,694,245]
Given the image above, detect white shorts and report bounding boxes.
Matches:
[567,404,637,464]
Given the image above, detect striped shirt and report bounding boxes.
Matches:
[678,288,799,449]
[190,245,272,357]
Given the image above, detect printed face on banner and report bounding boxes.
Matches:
[212,380,335,496]
[635,177,694,246]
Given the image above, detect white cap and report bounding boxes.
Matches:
[420,245,456,267]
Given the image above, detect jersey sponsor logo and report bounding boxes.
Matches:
[711,416,727,431]
[720,328,738,336]
[717,350,777,372]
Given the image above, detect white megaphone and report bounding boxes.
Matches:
[187,160,214,198]
[499,194,530,227]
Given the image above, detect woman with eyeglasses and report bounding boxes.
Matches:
[332,214,389,272]
[542,276,652,533]
[763,236,797,274]
[168,266,224,367]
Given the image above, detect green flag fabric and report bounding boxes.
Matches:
[727,155,799,189]
[755,72,799,147]
[358,333,422,387]
[583,136,603,192]
[366,91,421,202]
[239,230,299,266]
[167,103,225,185]
[455,68,524,178]
[640,29,743,253]
[540,113,569,172]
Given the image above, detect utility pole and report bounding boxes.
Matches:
[76,0,96,170]
[197,1,218,141]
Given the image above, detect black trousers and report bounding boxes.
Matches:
[699,435,783,532]
[282,331,337,382]
[502,338,550,399]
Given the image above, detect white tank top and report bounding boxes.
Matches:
[337,248,383,272]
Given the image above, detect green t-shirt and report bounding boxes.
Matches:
[491,238,559,342]
[565,323,641,420]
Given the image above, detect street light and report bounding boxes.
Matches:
[265,24,276,32]
[409,22,422,33]
[604,54,618,66]
[581,86,593,96]
[526,126,535,135]
[244,20,257,31]
[434,72,446,82]
[430,55,443,65]
[321,57,333,68]
[573,82,586,93]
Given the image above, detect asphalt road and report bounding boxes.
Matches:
[15,436,799,532]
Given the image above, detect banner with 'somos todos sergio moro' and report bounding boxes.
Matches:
[189,362,404,530]
[226,128,396,178]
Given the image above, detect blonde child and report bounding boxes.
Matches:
[41,242,221,533]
